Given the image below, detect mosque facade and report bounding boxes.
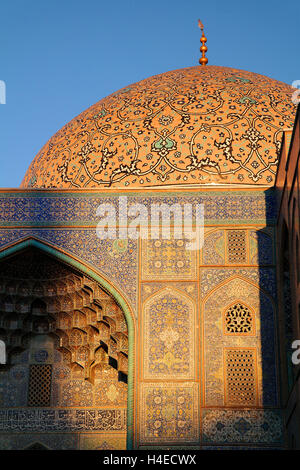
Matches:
[0,63,299,450]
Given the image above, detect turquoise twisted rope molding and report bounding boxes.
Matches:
[0,237,135,450]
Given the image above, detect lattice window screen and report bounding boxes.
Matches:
[28,364,52,407]
[227,230,247,263]
[224,303,254,335]
[225,348,257,405]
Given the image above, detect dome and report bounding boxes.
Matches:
[21,65,296,189]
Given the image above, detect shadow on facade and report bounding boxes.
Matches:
[258,188,285,426]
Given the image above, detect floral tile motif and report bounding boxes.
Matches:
[143,288,195,379]
[94,381,127,407]
[139,383,199,444]
[0,366,28,407]
[202,230,225,265]
[141,238,197,280]
[20,66,296,189]
[79,433,126,450]
[141,282,197,303]
[0,433,77,450]
[202,409,283,444]
[200,267,276,299]
[0,191,277,225]
[59,380,94,407]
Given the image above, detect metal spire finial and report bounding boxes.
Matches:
[198,19,208,66]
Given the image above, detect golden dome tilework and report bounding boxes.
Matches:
[21,65,296,188]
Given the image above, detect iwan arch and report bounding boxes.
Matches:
[0,237,135,449]
[0,64,299,449]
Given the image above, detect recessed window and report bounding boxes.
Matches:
[227,230,247,263]
[225,348,257,406]
[28,364,52,407]
[224,303,254,335]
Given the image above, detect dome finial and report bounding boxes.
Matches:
[198,19,208,66]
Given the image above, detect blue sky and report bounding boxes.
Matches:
[0,0,299,188]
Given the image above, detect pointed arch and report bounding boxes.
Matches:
[143,284,195,306]
[0,236,136,449]
[202,273,276,306]
[202,274,278,408]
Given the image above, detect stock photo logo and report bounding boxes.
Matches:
[95,196,205,251]
[0,80,6,104]
[292,81,300,105]
[0,340,6,364]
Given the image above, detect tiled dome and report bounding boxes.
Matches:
[21,65,296,189]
